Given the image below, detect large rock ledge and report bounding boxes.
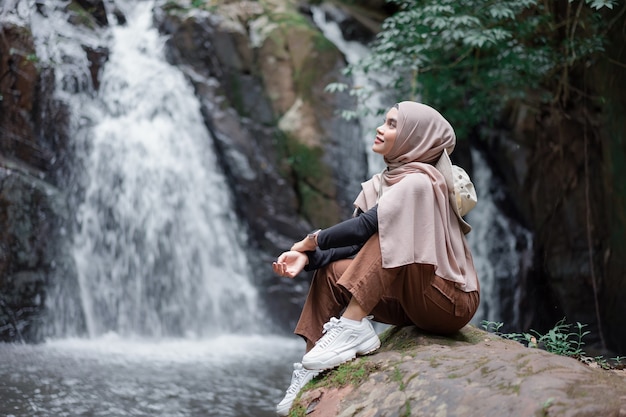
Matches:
[294,326,626,417]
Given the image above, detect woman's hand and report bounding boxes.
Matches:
[272,251,308,279]
[290,230,319,252]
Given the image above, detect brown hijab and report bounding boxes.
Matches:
[354,102,478,292]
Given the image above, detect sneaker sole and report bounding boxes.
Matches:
[302,335,381,371]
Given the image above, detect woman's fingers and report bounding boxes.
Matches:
[273,260,292,277]
[272,261,283,275]
[273,251,305,278]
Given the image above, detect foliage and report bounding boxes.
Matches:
[481,318,626,369]
[482,318,590,356]
[333,0,620,137]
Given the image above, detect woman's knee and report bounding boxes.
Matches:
[309,260,353,303]
[312,259,350,288]
[403,272,479,334]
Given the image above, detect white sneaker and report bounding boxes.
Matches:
[276,362,319,416]
[302,316,380,371]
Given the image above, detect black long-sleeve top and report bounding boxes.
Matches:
[304,205,378,271]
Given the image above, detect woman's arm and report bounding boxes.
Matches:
[282,205,378,272]
[317,205,378,249]
[291,205,378,253]
[304,245,362,271]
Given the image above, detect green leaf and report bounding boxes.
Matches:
[324,83,349,93]
[489,4,516,19]
[583,0,617,10]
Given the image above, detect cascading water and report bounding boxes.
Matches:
[35,0,260,339]
[311,6,388,176]
[466,149,534,327]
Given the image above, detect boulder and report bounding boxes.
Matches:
[295,326,626,417]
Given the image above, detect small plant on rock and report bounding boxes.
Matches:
[482,318,626,370]
[482,318,589,357]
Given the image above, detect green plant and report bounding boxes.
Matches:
[541,397,555,414]
[392,365,405,389]
[530,319,589,356]
[593,355,626,370]
[401,401,411,417]
[481,318,626,371]
[481,320,504,334]
[482,318,590,357]
[332,0,619,138]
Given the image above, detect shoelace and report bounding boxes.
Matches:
[315,317,344,349]
[286,364,307,395]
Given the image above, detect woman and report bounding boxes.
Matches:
[272,101,480,416]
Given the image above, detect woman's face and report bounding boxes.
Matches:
[372,107,398,156]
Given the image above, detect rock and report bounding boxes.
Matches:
[73,0,108,27]
[66,0,108,28]
[0,21,41,169]
[296,326,626,417]
[0,164,79,342]
[81,45,109,91]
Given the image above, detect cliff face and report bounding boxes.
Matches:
[461,6,626,354]
[0,2,78,341]
[294,326,626,417]
[483,15,626,350]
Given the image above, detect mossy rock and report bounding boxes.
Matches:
[292,324,626,417]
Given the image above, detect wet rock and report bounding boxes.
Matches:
[0,166,72,342]
[81,45,109,90]
[0,6,81,342]
[67,0,108,28]
[0,22,41,169]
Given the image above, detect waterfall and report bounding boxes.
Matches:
[33,1,260,339]
[311,6,388,176]
[466,149,534,327]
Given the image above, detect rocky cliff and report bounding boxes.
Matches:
[481,4,626,352]
[0,0,80,341]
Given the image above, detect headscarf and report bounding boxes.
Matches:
[354,102,478,291]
